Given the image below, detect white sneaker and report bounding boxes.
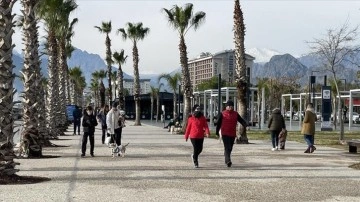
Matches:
[271,148,276,151]
[275,146,279,150]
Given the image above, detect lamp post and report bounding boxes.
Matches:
[310,71,320,105]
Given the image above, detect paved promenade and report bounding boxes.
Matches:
[2,121,360,202]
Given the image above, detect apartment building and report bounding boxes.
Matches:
[188,50,255,89]
[121,78,151,96]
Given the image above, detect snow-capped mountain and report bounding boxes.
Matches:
[247,47,281,63]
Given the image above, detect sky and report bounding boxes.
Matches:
[11,0,360,75]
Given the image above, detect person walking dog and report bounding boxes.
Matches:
[268,108,286,151]
[184,105,210,168]
[106,103,122,147]
[215,100,247,167]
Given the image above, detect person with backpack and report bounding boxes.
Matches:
[184,105,210,168]
[73,105,82,135]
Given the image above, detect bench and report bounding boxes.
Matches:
[347,140,360,153]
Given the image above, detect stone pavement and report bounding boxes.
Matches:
[1,121,360,202]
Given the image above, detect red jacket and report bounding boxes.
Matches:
[184,115,210,140]
[216,110,247,137]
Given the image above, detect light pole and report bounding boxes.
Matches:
[310,71,320,105]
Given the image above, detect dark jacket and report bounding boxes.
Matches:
[215,110,247,137]
[268,108,286,131]
[73,108,82,122]
[82,111,98,134]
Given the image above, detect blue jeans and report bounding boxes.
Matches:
[304,135,314,146]
[270,130,280,148]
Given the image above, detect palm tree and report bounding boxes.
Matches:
[89,79,100,108]
[92,70,106,108]
[233,0,248,144]
[56,0,77,131]
[95,21,113,105]
[118,22,150,126]
[18,0,43,157]
[37,0,70,138]
[156,83,164,122]
[0,0,19,177]
[113,50,128,110]
[158,73,181,117]
[162,3,206,131]
[69,67,83,105]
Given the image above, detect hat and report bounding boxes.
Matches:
[226,100,234,107]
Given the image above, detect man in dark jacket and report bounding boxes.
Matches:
[216,100,247,167]
[81,106,98,157]
[73,105,82,135]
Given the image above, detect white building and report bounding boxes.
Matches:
[122,78,151,96]
[188,50,255,89]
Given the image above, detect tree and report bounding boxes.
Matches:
[0,0,19,178]
[19,0,43,157]
[162,3,206,131]
[158,73,181,117]
[233,0,248,144]
[197,76,227,91]
[118,22,150,126]
[113,49,128,110]
[95,21,113,105]
[92,70,106,108]
[308,22,360,142]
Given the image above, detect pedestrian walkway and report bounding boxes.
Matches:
[2,121,360,202]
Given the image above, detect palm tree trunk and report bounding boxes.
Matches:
[234,0,248,144]
[179,35,192,132]
[106,35,112,105]
[173,92,177,117]
[118,65,125,110]
[46,30,61,138]
[58,40,68,130]
[20,0,43,157]
[156,95,160,122]
[0,0,19,177]
[151,97,154,121]
[133,41,141,125]
[99,81,105,107]
[66,69,71,105]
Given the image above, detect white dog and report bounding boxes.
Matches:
[111,143,129,158]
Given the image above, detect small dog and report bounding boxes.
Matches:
[111,143,129,158]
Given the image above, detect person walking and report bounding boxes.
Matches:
[215,100,247,167]
[267,108,286,151]
[81,106,98,157]
[301,103,317,153]
[184,105,210,168]
[97,105,109,144]
[106,103,122,147]
[72,105,82,135]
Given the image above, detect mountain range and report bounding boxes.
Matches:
[11,47,359,99]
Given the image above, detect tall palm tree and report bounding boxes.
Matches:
[90,79,100,108]
[56,1,77,131]
[37,0,69,138]
[162,3,206,131]
[118,22,150,126]
[92,70,106,108]
[18,0,43,157]
[95,21,113,105]
[233,0,248,144]
[0,0,18,177]
[69,67,83,105]
[158,73,181,117]
[113,49,128,110]
[156,83,164,122]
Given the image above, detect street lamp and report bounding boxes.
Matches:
[310,70,320,105]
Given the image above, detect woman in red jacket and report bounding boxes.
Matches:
[185,105,210,168]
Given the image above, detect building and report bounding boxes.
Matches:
[188,50,255,89]
[121,78,151,96]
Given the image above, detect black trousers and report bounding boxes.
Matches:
[222,135,235,164]
[82,132,94,155]
[190,138,204,162]
[114,128,122,146]
[101,125,107,144]
[73,120,80,134]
